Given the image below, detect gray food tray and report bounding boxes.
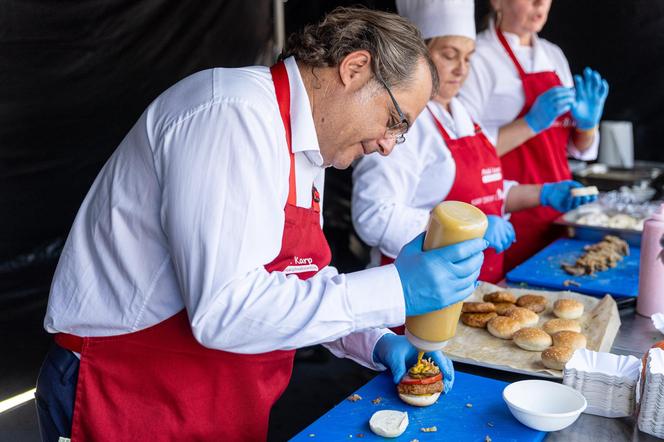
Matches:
[554,214,642,247]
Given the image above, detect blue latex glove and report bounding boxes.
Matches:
[571,67,609,130]
[540,180,598,213]
[524,86,575,133]
[484,215,516,253]
[395,233,488,317]
[373,333,455,391]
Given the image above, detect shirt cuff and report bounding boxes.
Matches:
[323,328,394,371]
[568,129,599,161]
[346,264,405,330]
[502,179,520,219]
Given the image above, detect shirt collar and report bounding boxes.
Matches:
[283,57,324,166]
[428,98,475,137]
[490,19,552,72]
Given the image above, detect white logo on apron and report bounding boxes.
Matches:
[284,256,319,274]
[481,166,503,184]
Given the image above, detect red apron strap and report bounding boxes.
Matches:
[427,105,485,143]
[426,106,453,144]
[270,61,297,206]
[495,27,527,79]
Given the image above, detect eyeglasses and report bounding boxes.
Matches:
[376,76,409,145]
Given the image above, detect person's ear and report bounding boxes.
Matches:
[338,50,373,92]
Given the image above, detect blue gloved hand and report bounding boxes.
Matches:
[540,180,598,213]
[373,333,455,391]
[395,233,488,317]
[484,215,516,253]
[524,86,575,133]
[571,67,609,130]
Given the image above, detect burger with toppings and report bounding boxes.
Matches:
[397,357,443,407]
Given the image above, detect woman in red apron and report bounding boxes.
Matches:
[353,0,594,290]
[458,0,608,270]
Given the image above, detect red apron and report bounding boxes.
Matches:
[54,60,331,442]
[426,107,505,283]
[380,105,505,336]
[495,28,574,271]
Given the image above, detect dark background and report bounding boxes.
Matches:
[0,1,662,440]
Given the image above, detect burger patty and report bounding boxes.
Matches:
[397,380,443,396]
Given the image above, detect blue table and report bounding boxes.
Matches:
[507,238,640,298]
[291,371,546,441]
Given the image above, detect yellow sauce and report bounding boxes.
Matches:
[406,201,488,349]
[409,354,439,377]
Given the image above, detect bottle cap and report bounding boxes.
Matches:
[404,328,448,352]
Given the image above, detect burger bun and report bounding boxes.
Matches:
[397,392,441,407]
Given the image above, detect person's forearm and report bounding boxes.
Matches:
[571,127,597,151]
[504,184,542,213]
[187,265,405,354]
[496,118,537,156]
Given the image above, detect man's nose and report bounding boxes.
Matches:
[376,137,397,156]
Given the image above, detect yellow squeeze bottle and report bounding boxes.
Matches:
[405,201,488,352]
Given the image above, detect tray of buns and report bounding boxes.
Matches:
[440,282,621,379]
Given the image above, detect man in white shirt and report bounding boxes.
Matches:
[36,7,487,441]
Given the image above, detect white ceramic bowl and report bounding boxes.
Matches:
[503,380,587,432]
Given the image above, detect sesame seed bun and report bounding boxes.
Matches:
[552,331,587,350]
[487,316,522,339]
[513,327,552,351]
[505,307,540,328]
[553,299,584,320]
[543,318,581,335]
[541,345,575,370]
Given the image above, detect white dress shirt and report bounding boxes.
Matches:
[458,20,599,161]
[44,57,405,370]
[352,98,517,263]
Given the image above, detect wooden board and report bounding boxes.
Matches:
[440,282,622,378]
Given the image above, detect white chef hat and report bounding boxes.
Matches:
[396,0,476,41]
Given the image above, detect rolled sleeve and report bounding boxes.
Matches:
[502,179,520,218]
[568,131,599,161]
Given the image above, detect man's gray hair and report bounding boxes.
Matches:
[284,6,439,96]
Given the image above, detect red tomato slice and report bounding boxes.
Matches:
[399,373,442,385]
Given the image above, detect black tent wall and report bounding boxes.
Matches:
[1,0,663,290]
[0,1,272,301]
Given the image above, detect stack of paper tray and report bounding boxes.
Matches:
[563,349,641,418]
[638,348,664,438]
